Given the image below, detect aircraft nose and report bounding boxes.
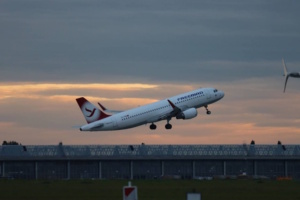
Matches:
[219,91,225,99]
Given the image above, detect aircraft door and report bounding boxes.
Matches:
[205,89,211,100]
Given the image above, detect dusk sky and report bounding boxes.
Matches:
[0,0,299,145]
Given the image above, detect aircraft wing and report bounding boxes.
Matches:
[167,100,182,117]
[156,100,182,121]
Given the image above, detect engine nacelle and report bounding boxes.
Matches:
[176,108,198,120]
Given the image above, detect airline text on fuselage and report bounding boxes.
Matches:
[177,91,204,102]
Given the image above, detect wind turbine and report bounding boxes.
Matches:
[282,58,300,93]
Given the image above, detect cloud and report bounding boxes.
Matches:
[0,82,158,99]
[0,82,195,130]
[1,0,300,83]
[0,1,299,145]
[0,79,299,145]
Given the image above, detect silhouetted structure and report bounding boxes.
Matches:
[0,144,299,180]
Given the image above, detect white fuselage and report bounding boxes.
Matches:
[80,87,224,131]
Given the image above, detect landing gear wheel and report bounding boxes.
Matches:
[165,123,172,130]
[204,105,211,115]
[150,123,157,130]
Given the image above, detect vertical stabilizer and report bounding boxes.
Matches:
[76,97,111,123]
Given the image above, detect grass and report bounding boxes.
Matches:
[0,179,299,200]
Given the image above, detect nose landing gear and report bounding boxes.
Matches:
[204,105,211,115]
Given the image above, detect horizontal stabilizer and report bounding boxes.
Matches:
[98,102,123,114]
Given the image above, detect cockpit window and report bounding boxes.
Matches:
[214,89,218,93]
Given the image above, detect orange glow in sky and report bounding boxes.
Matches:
[0,81,299,145]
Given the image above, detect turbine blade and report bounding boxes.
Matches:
[282,58,288,76]
[284,75,289,93]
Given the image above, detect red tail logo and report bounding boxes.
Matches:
[76,97,111,123]
[85,108,96,117]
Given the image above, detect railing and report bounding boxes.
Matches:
[1,144,299,159]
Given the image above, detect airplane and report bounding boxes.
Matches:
[282,58,300,92]
[76,87,224,131]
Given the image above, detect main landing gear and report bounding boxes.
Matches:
[165,123,172,129]
[149,119,173,130]
[150,123,157,130]
[204,105,211,115]
[165,118,172,130]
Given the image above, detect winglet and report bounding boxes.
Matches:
[167,99,181,112]
[167,99,182,118]
[167,99,176,109]
[168,99,176,108]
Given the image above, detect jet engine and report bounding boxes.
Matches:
[176,108,198,120]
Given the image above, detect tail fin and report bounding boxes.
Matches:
[76,97,111,123]
[282,58,288,77]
